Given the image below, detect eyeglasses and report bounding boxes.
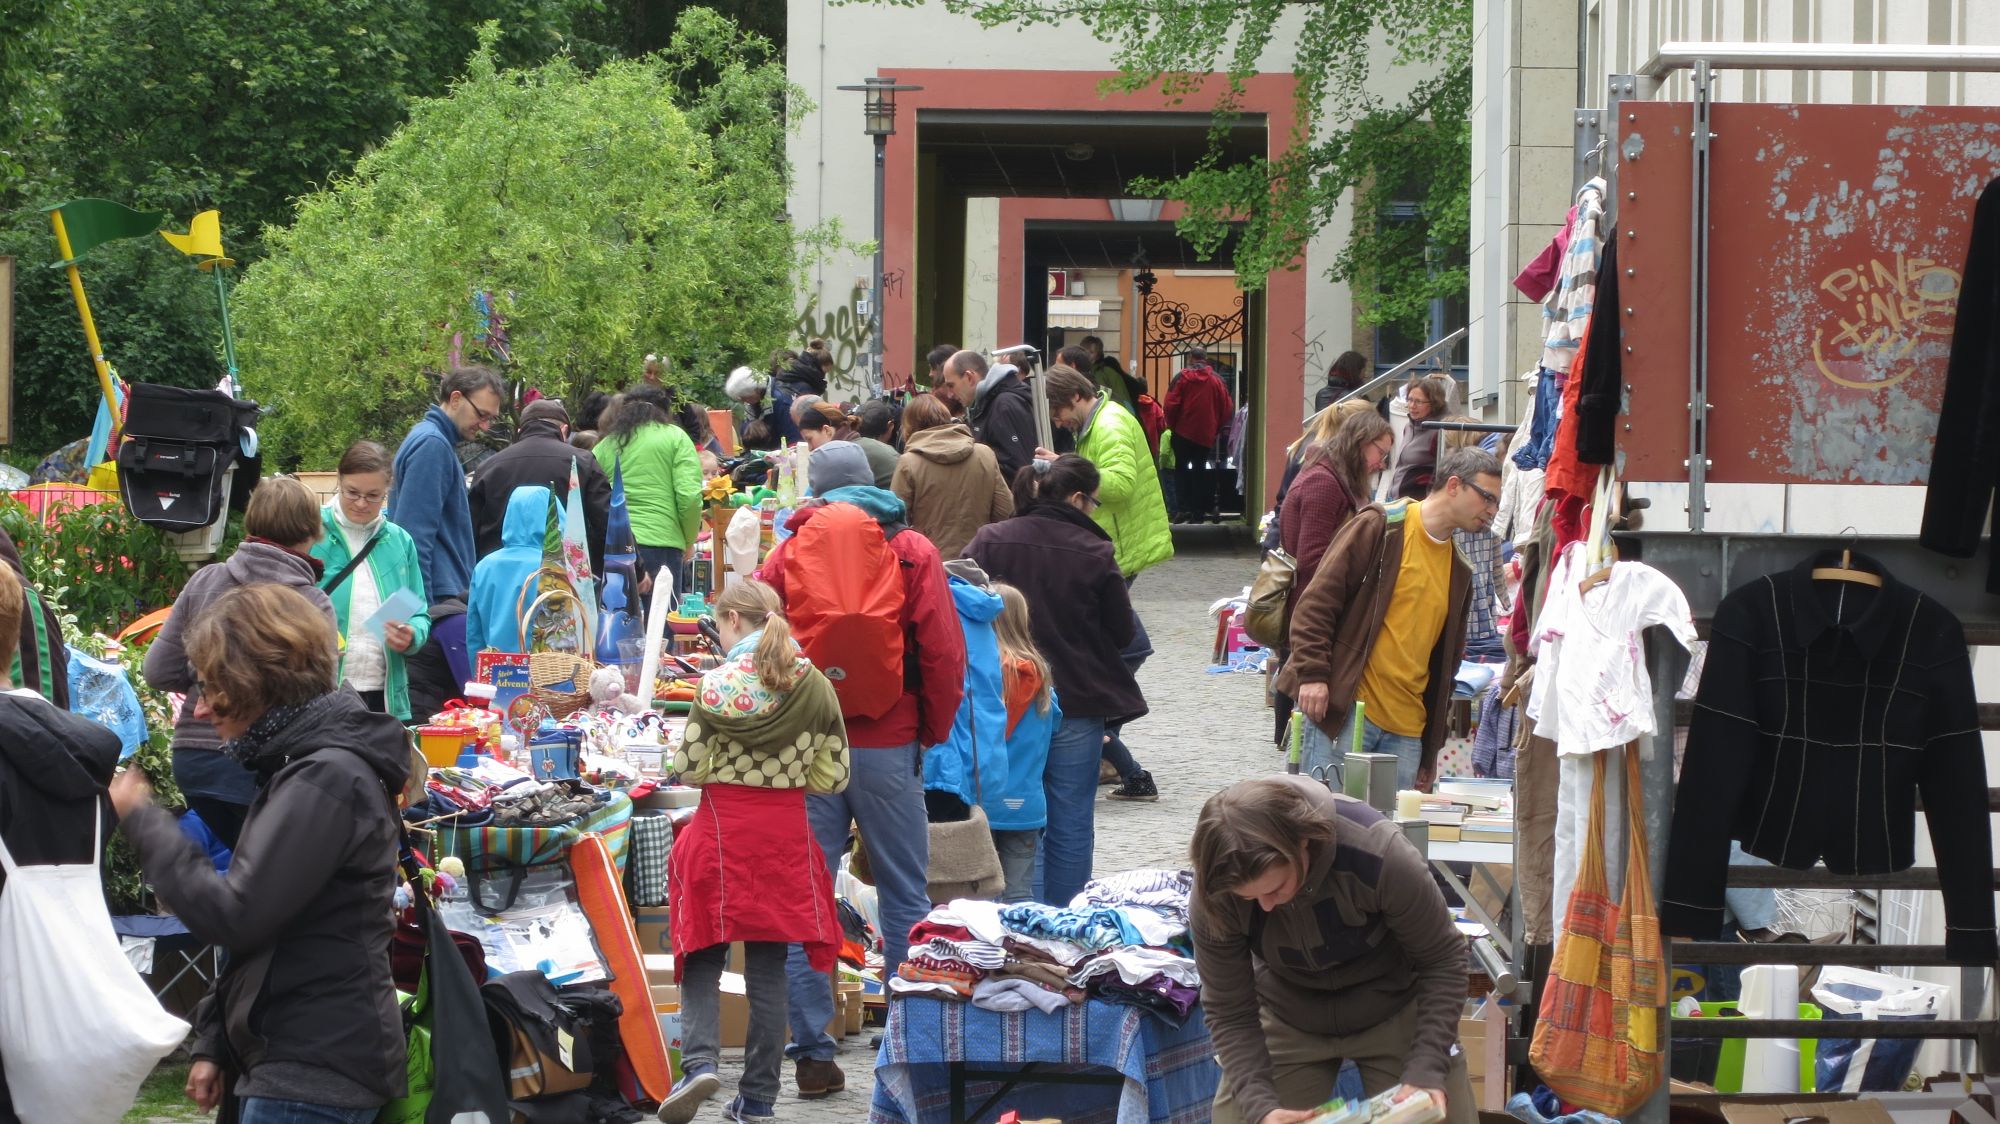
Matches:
[340,487,387,505]
[1080,494,1103,511]
[459,394,499,424]
[1463,479,1500,509]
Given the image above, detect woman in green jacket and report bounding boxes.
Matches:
[311,441,432,719]
[593,383,705,597]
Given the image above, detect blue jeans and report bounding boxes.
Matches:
[1300,717,1423,791]
[637,544,683,602]
[992,829,1038,903]
[785,742,929,1062]
[1035,715,1108,907]
[237,1100,378,1124]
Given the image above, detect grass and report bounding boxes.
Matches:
[123,1061,208,1122]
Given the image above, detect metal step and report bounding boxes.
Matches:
[1670,940,1970,966]
[1672,1017,1999,1040]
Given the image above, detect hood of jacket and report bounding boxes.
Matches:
[224,539,323,589]
[503,483,555,548]
[234,687,412,791]
[776,355,828,398]
[970,370,1029,421]
[809,486,910,537]
[906,423,978,464]
[949,572,1003,625]
[0,692,119,803]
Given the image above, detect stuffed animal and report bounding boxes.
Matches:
[589,666,646,715]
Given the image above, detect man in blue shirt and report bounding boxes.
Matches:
[388,366,506,601]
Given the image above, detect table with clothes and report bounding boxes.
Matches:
[868,870,1221,1124]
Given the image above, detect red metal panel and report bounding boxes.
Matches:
[1620,102,2000,485]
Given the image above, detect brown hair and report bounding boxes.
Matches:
[1406,373,1457,416]
[1042,364,1096,407]
[1188,778,1336,898]
[187,583,339,721]
[899,393,954,442]
[798,401,854,433]
[0,565,23,678]
[1301,409,1394,504]
[710,579,798,691]
[1286,396,1377,459]
[1439,413,1481,451]
[245,476,324,548]
[337,440,391,479]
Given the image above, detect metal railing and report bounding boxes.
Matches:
[1327,327,1468,416]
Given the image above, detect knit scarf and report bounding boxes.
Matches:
[221,690,337,779]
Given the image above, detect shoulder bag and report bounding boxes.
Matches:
[1242,546,1297,650]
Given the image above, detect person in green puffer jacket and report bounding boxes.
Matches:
[311,441,432,721]
[1041,365,1174,578]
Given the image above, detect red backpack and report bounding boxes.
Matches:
[780,503,907,719]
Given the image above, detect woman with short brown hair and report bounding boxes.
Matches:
[143,476,336,849]
[114,582,413,1124]
[1190,776,1475,1124]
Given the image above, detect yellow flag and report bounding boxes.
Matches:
[160,210,229,264]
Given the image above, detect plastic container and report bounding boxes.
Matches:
[416,725,473,768]
[1672,1000,1821,1092]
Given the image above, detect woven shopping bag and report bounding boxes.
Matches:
[1527,747,1668,1114]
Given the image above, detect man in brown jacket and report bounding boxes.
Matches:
[1276,447,1501,790]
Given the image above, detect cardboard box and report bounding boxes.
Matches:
[634,908,672,958]
[1459,999,1509,1111]
[1720,1100,1895,1124]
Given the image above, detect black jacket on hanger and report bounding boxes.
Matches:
[1574,233,1622,464]
[1920,175,2000,590]
[1660,552,1996,963]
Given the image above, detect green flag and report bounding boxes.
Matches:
[43,198,167,264]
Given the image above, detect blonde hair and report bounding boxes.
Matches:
[1439,413,1481,451]
[712,579,798,691]
[991,584,1052,715]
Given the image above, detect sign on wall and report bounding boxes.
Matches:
[1620,104,2000,485]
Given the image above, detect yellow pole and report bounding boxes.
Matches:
[48,209,121,420]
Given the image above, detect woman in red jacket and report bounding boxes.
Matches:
[1273,411,1394,745]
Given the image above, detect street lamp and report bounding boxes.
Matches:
[836,75,923,396]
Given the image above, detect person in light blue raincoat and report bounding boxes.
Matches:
[466,485,560,654]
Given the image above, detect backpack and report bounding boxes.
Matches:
[781,503,906,720]
[482,970,622,1101]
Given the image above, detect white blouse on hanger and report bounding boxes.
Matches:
[1526,541,1697,756]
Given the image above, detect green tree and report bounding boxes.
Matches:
[893,0,1471,335]
[233,14,819,469]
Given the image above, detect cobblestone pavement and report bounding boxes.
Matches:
[698,527,1271,1122]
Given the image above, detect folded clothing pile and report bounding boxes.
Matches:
[887,868,1202,1024]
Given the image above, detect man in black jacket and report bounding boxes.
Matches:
[468,398,610,574]
[0,562,121,1123]
[939,349,1038,480]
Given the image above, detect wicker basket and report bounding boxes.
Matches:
[528,650,594,719]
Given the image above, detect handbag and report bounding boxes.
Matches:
[1527,747,1668,1114]
[0,808,188,1123]
[388,830,512,1124]
[1242,546,1297,649]
[925,698,1004,903]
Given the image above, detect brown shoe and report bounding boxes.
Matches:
[1098,760,1119,785]
[794,1057,846,1099]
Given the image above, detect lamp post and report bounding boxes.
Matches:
[836,75,923,396]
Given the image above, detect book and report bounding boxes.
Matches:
[1426,824,1463,842]
[1419,802,1468,826]
[1460,822,1514,844]
[1433,781,1509,810]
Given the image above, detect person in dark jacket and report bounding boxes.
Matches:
[469,398,611,575]
[775,348,829,401]
[0,525,69,708]
[940,350,1039,480]
[403,597,469,720]
[853,400,902,488]
[1314,350,1368,412]
[0,561,121,1124]
[113,582,412,1123]
[144,477,337,850]
[964,455,1146,907]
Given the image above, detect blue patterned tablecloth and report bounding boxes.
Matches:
[869,995,1220,1124]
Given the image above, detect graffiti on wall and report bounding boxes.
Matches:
[795,285,876,374]
[1811,253,1960,391]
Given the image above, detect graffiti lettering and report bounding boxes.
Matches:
[795,286,876,375]
[1811,253,1960,390]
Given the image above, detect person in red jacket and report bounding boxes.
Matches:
[756,485,966,1100]
[1163,348,1234,523]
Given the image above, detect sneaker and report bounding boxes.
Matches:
[1097,759,1120,785]
[658,1068,722,1123]
[724,1094,776,1121]
[1106,770,1159,802]
[793,1056,846,1099]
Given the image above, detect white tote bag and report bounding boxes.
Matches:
[0,809,189,1122]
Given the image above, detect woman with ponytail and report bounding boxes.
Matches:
[663,579,849,1123]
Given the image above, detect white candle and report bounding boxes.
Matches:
[1396,790,1424,820]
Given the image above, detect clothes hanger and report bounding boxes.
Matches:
[1809,527,1883,588]
[1578,466,1619,595]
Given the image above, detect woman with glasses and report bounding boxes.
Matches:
[311,441,431,718]
[114,583,413,1124]
[963,455,1146,906]
[1388,373,1457,500]
[143,476,335,850]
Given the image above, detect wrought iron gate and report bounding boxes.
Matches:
[1138,290,1247,400]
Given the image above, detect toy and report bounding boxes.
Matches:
[588,666,646,715]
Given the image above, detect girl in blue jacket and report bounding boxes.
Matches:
[989,583,1059,903]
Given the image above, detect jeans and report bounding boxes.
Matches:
[992,829,1039,903]
[1724,841,1779,932]
[1300,717,1423,792]
[682,940,787,1104]
[237,1100,378,1124]
[1035,715,1108,907]
[1171,434,1214,517]
[637,545,684,602]
[786,743,928,1062]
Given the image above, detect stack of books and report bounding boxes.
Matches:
[1428,778,1514,845]
[1302,1087,1447,1124]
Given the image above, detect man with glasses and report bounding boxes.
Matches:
[389,365,507,602]
[1277,447,1503,790]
